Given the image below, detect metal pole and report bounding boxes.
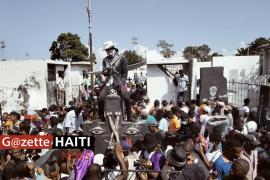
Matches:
[87,0,95,95]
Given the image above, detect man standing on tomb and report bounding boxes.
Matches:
[98,41,131,122]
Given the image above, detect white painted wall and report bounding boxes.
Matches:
[212,56,260,83]
[0,60,72,112]
[0,60,47,112]
[147,65,177,109]
[214,56,260,107]
[70,65,88,86]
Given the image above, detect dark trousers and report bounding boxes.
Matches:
[98,85,131,121]
[177,91,187,102]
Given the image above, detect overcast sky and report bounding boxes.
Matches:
[1,0,270,63]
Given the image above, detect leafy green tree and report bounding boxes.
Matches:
[183,46,198,60]
[156,40,176,58]
[235,48,248,56]
[212,52,223,57]
[49,32,90,62]
[122,50,145,65]
[49,41,61,60]
[236,37,270,56]
[183,44,212,61]
[91,53,97,64]
[197,44,211,60]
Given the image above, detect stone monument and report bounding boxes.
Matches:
[199,67,228,102]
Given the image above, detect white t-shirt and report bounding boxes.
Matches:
[94,154,105,166]
[57,123,63,129]
[158,118,169,132]
[239,105,249,117]
[176,74,189,92]
[62,110,83,134]
[244,121,257,134]
[206,150,221,163]
[181,106,189,114]
[56,77,65,90]
[199,114,211,136]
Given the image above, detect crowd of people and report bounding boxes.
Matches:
[0,95,270,180]
[0,41,269,179]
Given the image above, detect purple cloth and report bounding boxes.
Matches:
[150,151,163,171]
[75,149,94,180]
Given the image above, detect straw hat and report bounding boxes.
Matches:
[103,40,117,51]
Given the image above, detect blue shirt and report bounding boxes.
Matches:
[214,155,232,180]
[158,118,169,132]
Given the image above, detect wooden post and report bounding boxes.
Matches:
[87,0,94,95]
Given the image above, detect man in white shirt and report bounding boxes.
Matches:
[56,72,65,106]
[239,98,250,122]
[176,69,189,102]
[62,105,83,135]
[138,72,147,85]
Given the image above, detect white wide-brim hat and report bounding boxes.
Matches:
[103,40,116,50]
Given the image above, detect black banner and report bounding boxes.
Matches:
[52,136,94,149]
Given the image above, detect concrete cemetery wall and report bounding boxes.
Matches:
[0,60,47,112]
